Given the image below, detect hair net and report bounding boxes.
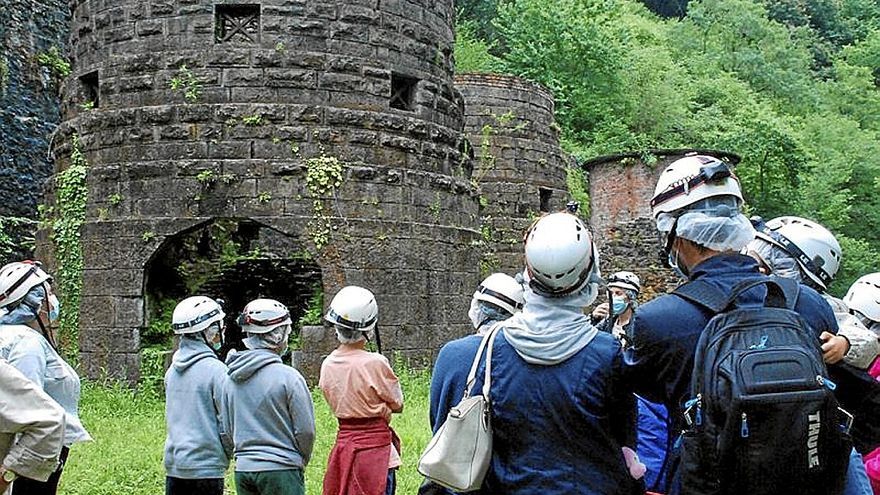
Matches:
[745,237,804,282]
[656,196,755,252]
[468,298,513,332]
[243,324,291,350]
[0,285,46,326]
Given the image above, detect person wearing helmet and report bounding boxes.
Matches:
[467,273,524,337]
[320,286,404,495]
[846,273,880,339]
[163,296,232,495]
[0,261,91,494]
[421,273,524,495]
[224,299,315,495]
[591,271,641,344]
[625,155,857,494]
[745,216,879,369]
[430,212,642,494]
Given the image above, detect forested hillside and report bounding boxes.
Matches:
[456,0,880,296]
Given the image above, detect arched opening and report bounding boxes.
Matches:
[142,218,322,374]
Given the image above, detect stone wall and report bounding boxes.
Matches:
[585,149,741,300]
[0,0,70,263]
[40,0,480,382]
[456,73,570,278]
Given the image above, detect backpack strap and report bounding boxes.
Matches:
[674,276,799,313]
[673,280,729,313]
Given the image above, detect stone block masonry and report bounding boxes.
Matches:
[456,74,571,278]
[39,0,480,383]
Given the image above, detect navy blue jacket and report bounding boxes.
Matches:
[430,331,641,495]
[624,253,838,491]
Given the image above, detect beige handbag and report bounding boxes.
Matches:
[418,326,500,492]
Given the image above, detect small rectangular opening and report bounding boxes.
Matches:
[79,71,99,108]
[539,188,553,212]
[215,4,261,43]
[390,73,418,111]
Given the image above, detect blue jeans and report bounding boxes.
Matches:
[844,448,872,495]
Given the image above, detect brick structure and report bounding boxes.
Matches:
[0,0,70,263]
[456,74,570,277]
[40,0,480,382]
[584,149,740,300]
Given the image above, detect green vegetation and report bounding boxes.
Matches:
[36,46,71,78]
[0,216,38,263]
[60,365,432,495]
[566,166,590,218]
[458,0,880,296]
[45,135,89,362]
[241,114,264,126]
[305,152,345,250]
[169,64,201,103]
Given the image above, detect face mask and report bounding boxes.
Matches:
[611,296,628,316]
[47,294,60,322]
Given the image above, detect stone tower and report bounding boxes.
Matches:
[44,0,480,382]
[584,149,740,300]
[456,74,570,277]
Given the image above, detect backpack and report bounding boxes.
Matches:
[674,277,852,495]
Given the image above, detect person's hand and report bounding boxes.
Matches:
[591,303,609,320]
[820,331,849,364]
[0,478,8,492]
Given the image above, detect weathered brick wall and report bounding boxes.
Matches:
[456,74,570,278]
[585,149,741,300]
[40,0,480,382]
[0,0,69,263]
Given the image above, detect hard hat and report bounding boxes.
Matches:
[754,216,841,290]
[525,212,598,295]
[238,298,291,334]
[171,296,225,335]
[0,261,52,309]
[607,271,641,294]
[325,286,378,333]
[844,273,880,323]
[474,273,524,315]
[651,155,743,219]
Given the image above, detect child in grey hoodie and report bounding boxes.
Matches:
[225,298,315,495]
[164,296,232,495]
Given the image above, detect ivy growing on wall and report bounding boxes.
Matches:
[565,166,591,217]
[305,152,344,250]
[50,134,89,363]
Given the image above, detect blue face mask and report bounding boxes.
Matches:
[611,296,629,316]
[47,294,60,322]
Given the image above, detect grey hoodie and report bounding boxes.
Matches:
[224,349,315,472]
[163,337,232,479]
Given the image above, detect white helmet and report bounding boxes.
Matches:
[172,296,225,335]
[754,216,841,290]
[607,271,641,294]
[474,273,524,315]
[325,286,378,333]
[238,298,291,334]
[844,273,880,323]
[651,155,743,218]
[525,212,598,295]
[0,261,52,309]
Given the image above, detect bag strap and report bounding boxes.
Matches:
[463,324,501,399]
[674,276,798,313]
[481,326,501,400]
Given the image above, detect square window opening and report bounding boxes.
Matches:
[79,71,99,108]
[215,4,261,44]
[390,73,418,111]
[539,188,553,212]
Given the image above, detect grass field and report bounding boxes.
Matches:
[57,365,433,494]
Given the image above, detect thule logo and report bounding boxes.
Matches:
[808,411,821,469]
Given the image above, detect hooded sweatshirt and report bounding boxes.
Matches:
[225,349,315,472]
[164,337,232,479]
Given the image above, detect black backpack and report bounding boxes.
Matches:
[674,277,852,495]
